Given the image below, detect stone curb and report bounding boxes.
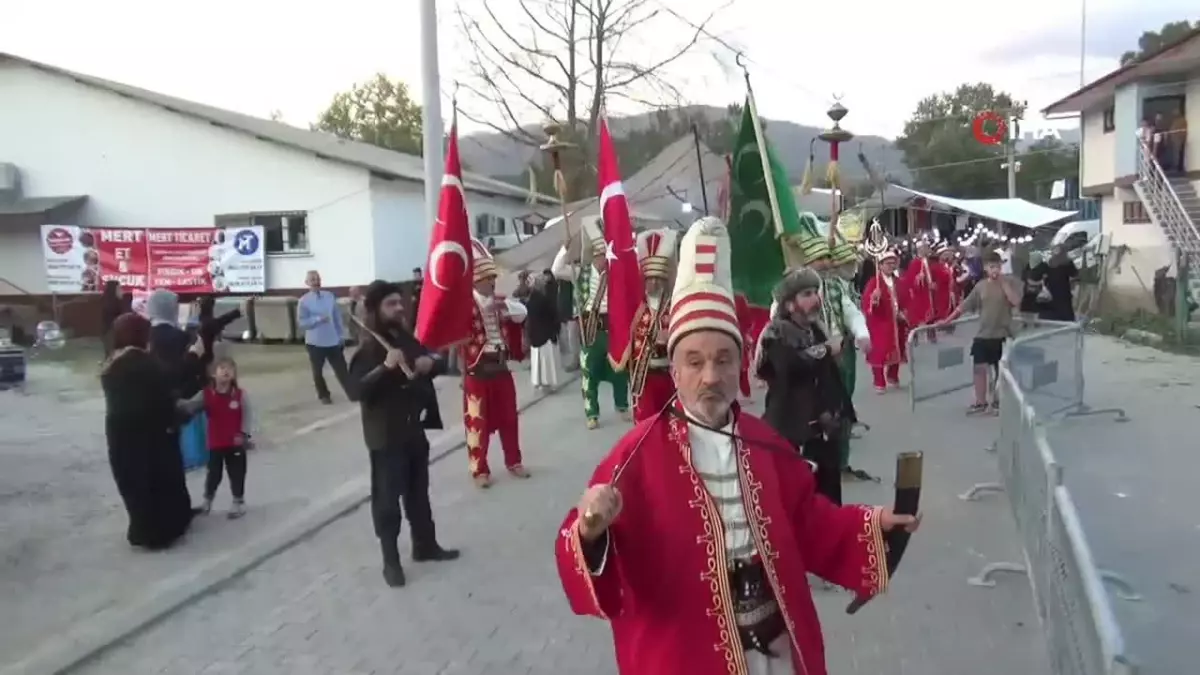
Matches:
[2,373,578,675]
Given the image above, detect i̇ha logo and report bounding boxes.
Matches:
[972,111,1007,146]
[45,227,75,255]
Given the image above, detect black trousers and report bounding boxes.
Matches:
[306,344,349,400]
[204,446,247,500]
[803,435,842,506]
[368,440,436,549]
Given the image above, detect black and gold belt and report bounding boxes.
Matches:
[729,557,785,656]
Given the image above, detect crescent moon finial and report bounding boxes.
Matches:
[735,52,747,70]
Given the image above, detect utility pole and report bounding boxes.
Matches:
[419,0,444,240]
[1005,112,1019,198]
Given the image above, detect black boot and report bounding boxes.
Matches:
[380,537,406,587]
[412,543,461,562]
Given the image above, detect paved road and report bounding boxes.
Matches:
[73,364,1053,675]
[1036,337,1200,674]
[0,343,554,672]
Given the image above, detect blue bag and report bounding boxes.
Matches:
[180,412,209,471]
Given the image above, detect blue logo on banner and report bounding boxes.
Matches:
[233,229,260,255]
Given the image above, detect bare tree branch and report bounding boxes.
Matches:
[455,0,727,152]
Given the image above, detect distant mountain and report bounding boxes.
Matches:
[1015,128,1081,152]
[459,105,912,186]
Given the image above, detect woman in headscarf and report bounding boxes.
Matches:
[100,313,203,549]
[525,270,560,391]
[146,290,205,398]
[1030,245,1079,322]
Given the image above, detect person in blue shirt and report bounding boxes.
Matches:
[297,270,350,404]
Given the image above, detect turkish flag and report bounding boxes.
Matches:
[415,122,474,350]
[597,117,643,371]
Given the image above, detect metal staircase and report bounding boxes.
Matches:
[1133,141,1200,311]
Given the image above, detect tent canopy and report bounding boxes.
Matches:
[895,186,1077,229]
[494,135,727,272]
[853,184,1078,229]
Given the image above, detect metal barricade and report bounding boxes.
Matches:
[961,359,1140,674]
[906,315,981,407]
[910,318,1127,424]
[1005,322,1127,422]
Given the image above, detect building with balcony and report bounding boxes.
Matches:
[1044,28,1200,312]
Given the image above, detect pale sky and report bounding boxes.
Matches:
[3,0,1192,139]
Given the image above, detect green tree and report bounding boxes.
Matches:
[1013,138,1079,201]
[1120,20,1197,66]
[896,83,1024,198]
[314,74,423,155]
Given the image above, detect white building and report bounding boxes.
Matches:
[0,52,556,297]
[1042,28,1200,311]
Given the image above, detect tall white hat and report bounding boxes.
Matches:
[635,228,679,279]
[470,238,497,282]
[668,217,741,354]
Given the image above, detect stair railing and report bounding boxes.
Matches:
[1134,138,1200,251]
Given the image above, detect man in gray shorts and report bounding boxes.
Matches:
[943,251,1022,414]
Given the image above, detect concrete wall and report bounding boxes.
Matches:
[1080,106,1116,188]
[1113,82,1142,179]
[0,60,376,294]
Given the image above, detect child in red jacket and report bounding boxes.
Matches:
[196,357,253,518]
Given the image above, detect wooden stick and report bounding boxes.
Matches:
[349,315,415,379]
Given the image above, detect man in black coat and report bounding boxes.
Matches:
[755,268,856,507]
[349,280,459,588]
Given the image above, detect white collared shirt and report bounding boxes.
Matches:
[685,409,755,560]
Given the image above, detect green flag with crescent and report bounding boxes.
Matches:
[728,102,815,307]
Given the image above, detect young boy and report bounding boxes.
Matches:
[943,251,1021,414]
[194,357,253,517]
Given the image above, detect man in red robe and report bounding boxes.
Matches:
[629,228,678,421]
[929,240,957,322]
[555,217,920,675]
[901,239,938,343]
[862,248,909,392]
[461,239,530,489]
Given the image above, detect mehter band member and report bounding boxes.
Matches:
[862,248,909,392]
[555,216,920,675]
[462,239,530,488]
[629,228,678,422]
[757,267,856,506]
[901,239,939,344]
[826,241,872,478]
[552,219,630,429]
[349,280,459,588]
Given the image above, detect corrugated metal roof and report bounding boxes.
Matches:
[0,52,559,205]
[0,194,87,216]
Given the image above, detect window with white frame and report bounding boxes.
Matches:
[473,213,507,237]
[214,211,309,254]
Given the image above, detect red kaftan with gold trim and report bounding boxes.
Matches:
[554,404,890,675]
[862,275,909,368]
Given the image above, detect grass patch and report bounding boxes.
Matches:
[1087,310,1200,355]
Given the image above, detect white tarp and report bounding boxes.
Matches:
[894,186,1077,229]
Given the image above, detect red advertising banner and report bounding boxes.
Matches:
[40,225,266,294]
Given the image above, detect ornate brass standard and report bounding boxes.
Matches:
[540,122,580,260]
[862,218,891,259]
[819,100,854,246]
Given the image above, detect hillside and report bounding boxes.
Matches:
[459,104,912,186]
